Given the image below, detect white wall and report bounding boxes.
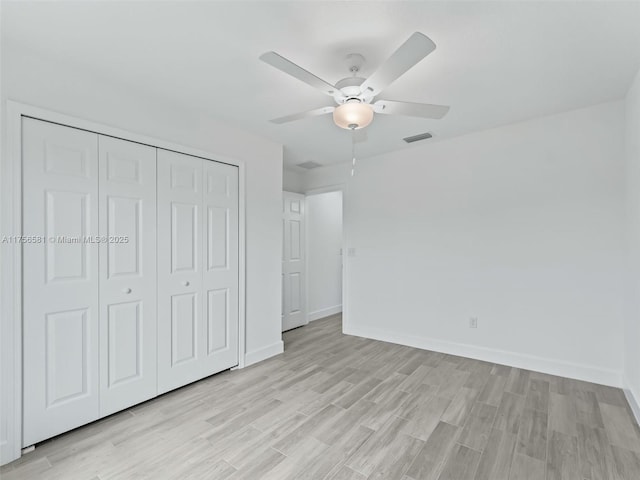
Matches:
[1,40,284,463]
[283,168,305,194]
[307,191,343,321]
[624,68,640,416]
[343,101,627,386]
[303,163,351,192]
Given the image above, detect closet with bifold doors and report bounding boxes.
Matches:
[21,117,239,447]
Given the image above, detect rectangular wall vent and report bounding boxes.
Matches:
[296,161,322,170]
[403,132,433,143]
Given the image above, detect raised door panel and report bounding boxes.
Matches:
[207,206,228,270]
[201,161,239,374]
[157,149,204,393]
[98,136,157,416]
[45,191,90,282]
[282,192,306,331]
[172,203,198,273]
[22,118,100,446]
[106,302,142,387]
[207,288,229,354]
[288,273,302,315]
[45,309,90,406]
[171,293,198,365]
[288,219,302,261]
[107,196,141,278]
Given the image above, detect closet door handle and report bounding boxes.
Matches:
[182,281,190,287]
[122,287,132,294]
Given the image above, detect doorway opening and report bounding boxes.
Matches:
[306,190,343,322]
[281,189,343,332]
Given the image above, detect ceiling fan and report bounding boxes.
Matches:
[260,32,449,131]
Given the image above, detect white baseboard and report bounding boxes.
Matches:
[623,379,640,427]
[308,305,342,322]
[244,340,284,367]
[344,324,622,388]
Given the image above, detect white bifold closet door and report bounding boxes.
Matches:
[98,136,157,417]
[22,119,101,446]
[22,118,239,446]
[157,149,239,394]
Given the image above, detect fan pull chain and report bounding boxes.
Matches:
[351,127,357,177]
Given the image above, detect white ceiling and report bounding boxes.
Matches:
[4,1,640,170]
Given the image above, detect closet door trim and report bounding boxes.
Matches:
[2,101,247,465]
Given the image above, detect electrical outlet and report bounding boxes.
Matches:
[469,317,478,328]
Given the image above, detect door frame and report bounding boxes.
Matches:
[1,100,248,464]
[304,184,348,331]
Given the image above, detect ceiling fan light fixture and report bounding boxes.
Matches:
[333,100,374,130]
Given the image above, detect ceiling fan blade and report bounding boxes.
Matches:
[360,32,436,97]
[269,106,335,124]
[260,51,338,96]
[373,100,449,119]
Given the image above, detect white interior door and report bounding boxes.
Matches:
[22,118,100,446]
[98,136,157,416]
[201,160,239,374]
[282,192,306,331]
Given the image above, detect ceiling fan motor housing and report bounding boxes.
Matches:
[334,77,374,104]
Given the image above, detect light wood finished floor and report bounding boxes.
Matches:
[3,314,640,479]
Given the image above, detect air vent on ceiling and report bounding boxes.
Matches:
[403,132,433,143]
[296,161,322,170]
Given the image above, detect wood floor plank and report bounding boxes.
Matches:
[474,428,517,480]
[226,447,285,480]
[457,402,498,451]
[359,388,411,431]
[600,403,640,453]
[400,395,451,441]
[492,364,513,377]
[594,384,629,408]
[509,453,545,480]
[516,408,548,461]
[0,457,52,480]
[524,379,550,413]
[477,374,508,407]
[405,421,459,480]
[574,389,605,428]
[313,399,373,445]
[609,445,640,480]
[297,425,373,480]
[437,443,482,480]
[436,369,471,400]
[505,368,530,396]
[260,436,329,480]
[441,387,480,426]
[272,404,343,456]
[367,433,424,480]
[328,465,367,480]
[398,365,438,393]
[576,423,614,480]
[494,391,526,435]
[397,354,429,376]
[547,430,580,480]
[334,378,382,409]
[549,392,578,437]
[344,414,408,477]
